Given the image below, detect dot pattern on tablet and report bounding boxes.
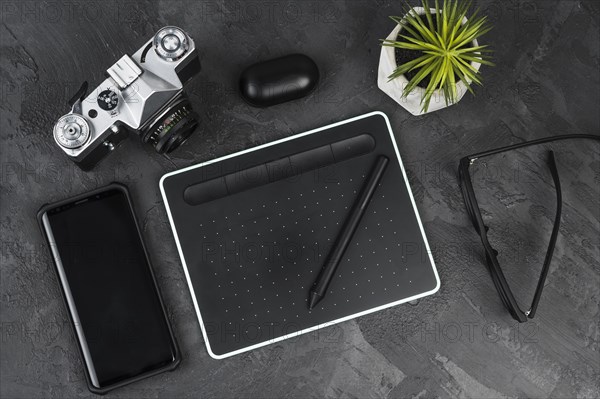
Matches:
[162,114,438,356]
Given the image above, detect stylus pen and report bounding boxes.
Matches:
[308,155,389,310]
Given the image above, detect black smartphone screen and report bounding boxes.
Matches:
[41,187,177,390]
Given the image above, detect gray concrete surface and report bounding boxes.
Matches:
[1,0,599,398]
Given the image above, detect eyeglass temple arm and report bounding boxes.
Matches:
[527,150,562,318]
[459,158,526,320]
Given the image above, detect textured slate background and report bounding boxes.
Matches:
[1,0,598,398]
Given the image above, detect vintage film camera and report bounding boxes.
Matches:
[53,26,201,169]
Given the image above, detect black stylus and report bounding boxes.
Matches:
[308,155,389,310]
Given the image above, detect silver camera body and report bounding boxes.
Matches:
[53,26,201,169]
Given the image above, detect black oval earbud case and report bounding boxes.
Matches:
[239,54,320,107]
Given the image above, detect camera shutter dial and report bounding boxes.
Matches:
[153,26,189,61]
[97,89,119,111]
[54,114,91,149]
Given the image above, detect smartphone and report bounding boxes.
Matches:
[38,183,180,394]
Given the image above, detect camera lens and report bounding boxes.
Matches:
[141,96,199,154]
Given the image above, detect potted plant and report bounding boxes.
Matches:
[377,0,493,115]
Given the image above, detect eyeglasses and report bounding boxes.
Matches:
[458,134,599,322]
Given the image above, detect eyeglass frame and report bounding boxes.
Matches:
[458,134,599,322]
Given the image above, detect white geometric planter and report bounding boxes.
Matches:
[377,7,481,116]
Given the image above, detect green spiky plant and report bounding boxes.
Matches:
[382,0,494,113]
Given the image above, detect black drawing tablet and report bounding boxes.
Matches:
[160,112,440,358]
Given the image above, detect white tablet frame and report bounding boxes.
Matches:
[159,111,440,359]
